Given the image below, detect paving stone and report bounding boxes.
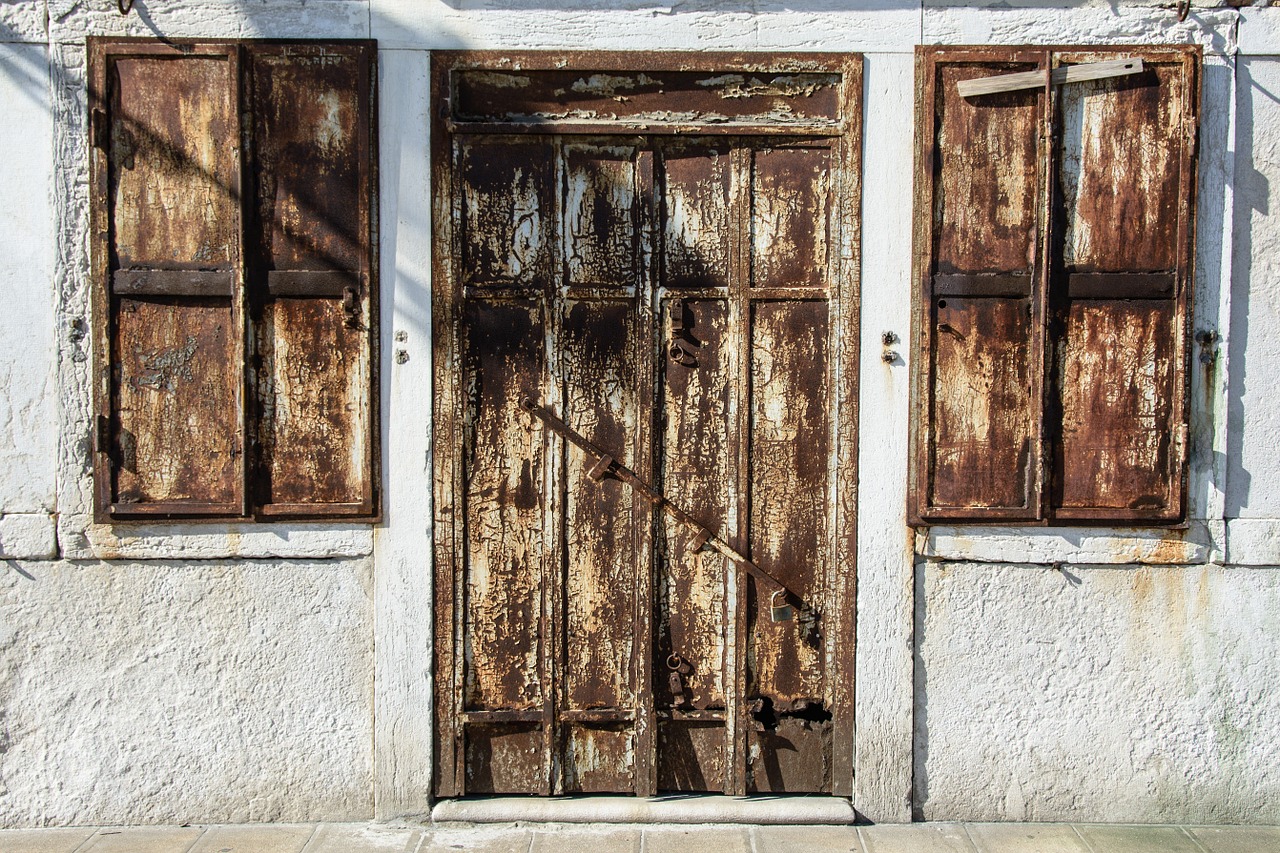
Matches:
[642,827,751,853]
[1187,826,1280,853]
[80,826,205,853]
[189,824,317,853]
[302,823,424,853]
[752,824,861,853]
[964,824,1089,853]
[421,824,532,853]
[1073,825,1204,853]
[858,823,977,853]
[0,827,97,853]
[530,826,640,853]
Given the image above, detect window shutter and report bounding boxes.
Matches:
[247,43,378,518]
[911,45,1197,526]
[1050,51,1196,522]
[91,39,379,522]
[913,50,1049,522]
[91,42,248,520]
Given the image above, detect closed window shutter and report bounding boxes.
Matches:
[91,42,248,520]
[247,43,378,518]
[911,46,1197,526]
[90,39,379,522]
[1050,50,1196,522]
[913,50,1049,522]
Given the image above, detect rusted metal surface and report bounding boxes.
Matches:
[89,39,379,522]
[433,51,860,798]
[910,45,1198,526]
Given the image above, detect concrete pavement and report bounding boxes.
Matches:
[3,822,1280,853]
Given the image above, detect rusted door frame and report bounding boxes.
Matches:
[431,50,861,798]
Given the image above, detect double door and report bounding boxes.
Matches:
[432,54,860,797]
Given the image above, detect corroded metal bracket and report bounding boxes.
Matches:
[519,395,805,619]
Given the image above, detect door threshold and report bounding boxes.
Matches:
[431,794,855,825]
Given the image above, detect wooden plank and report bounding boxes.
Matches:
[751,146,831,289]
[1055,300,1180,519]
[957,57,1142,97]
[248,42,377,518]
[1060,58,1183,273]
[112,297,242,509]
[1067,273,1175,300]
[927,296,1037,514]
[461,299,547,713]
[933,273,1032,298]
[746,299,831,793]
[112,269,234,297]
[934,60,1042,276]
[265,270,360,297]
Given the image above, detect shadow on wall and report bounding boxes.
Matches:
[1225,58,1273,518]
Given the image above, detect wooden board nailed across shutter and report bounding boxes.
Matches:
[92,42,248,519]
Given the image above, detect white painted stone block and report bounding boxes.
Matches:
[0,513,57,559]
[0,43,57,515]
[371,0,920,53]
[0,2,48,43]
[0,558,375,826]
[1227,58,1280,518]
[62,521,374,561]
[917,562,1280,823]
[855,52,916,825]
[1224,518,1280,565]
[373,47,434,820]
[1238,6,1280,56]
[922,522,1219,565]
[923,4,1238,56]
[49,0,369,43]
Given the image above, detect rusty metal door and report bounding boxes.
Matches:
[432,53,860,797]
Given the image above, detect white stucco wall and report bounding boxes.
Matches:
[916,562,1280,823]
[0,0,1277,829]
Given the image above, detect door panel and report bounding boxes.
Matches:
[562,297,642,712]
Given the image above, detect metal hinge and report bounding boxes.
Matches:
[94,414,110,455]
[91,109,109,151]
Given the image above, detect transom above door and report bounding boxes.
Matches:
[431,52,861,798]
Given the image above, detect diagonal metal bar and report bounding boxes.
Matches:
[519,396,804,612]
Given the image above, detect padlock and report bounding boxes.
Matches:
[770,589,794,623]
[667,654,691,709]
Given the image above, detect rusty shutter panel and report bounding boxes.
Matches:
[912,50,1049,523]
[247,42,378,518]
[1050,50,1197,522]
[91,41,248,520]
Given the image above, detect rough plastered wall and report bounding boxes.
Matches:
[0,0,1278,830]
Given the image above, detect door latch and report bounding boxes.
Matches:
[668,300,697,367]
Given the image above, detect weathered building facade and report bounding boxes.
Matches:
[1,0,1278,828]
